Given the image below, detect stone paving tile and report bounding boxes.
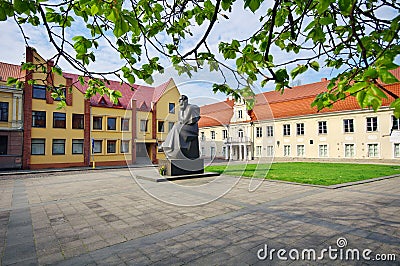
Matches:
[0,169,399,265]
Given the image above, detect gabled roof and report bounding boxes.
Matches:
[0,62,23,82]
[63,73,173,110]
[198,99,234,127]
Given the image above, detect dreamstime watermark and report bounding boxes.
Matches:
[257,237,397,262]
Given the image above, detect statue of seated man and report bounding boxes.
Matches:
[161,95,200,160]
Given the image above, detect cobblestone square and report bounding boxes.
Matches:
[0,167,399,265]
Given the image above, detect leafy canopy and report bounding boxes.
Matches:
[1,0,400,114]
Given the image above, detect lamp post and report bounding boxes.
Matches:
[250,121,254,160]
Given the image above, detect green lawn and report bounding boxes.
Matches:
[205,162,400,186]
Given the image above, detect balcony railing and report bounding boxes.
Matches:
[224,137,251,144]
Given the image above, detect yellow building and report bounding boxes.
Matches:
[23,47,90,169]
[0,62,23,169]
[65,75,181,165]
[1,47,181,169]
[135,79,181,163]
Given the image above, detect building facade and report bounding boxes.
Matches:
[23,47,90,169]
[0,62,23,169]
[0,47,180,169]
[199,76,400,163]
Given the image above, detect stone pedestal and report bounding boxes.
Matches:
[159,159,204,176]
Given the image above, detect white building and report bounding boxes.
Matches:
[199,74,400,163]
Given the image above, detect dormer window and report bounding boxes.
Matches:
[238,110,243,119]
[99,97,107,105]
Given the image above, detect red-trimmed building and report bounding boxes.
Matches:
[0,47,180,169]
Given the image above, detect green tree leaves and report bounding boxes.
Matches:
[2,0,399,115]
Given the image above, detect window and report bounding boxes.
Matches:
[0,102,8,122]
[169,122,174,132]
[394,144,400,157]
[283,124,291,136]
[54,88,66,101]
[297,145,305,157]
[343,119,354,133]
[222,146,226,157]
[32,85,46,99]
[211,131,216,139]
[93,117,102,130]
[93,140,102,153]
[283,145,291,156]
[296,123,304,135]
[238,110,243,119]
[158,121,164,132]
[200,132,205,141]
[201,147,205,156]
[107,117,116,130]
[140,120,148,132]
[32,111,46,128]
[392,116,400,130]
[256,127,262,138]
[53,112,66,128]
[31,139,45,155]
[210,146,215,158]
[107,140,116,153]
[368,144,379,157]
[121,140,129,153]
[222,129,228,139]
[0,136,7,155]
[121,118,129,131]
[318,121,327,134]
[319,145,328,157]
[366,117,378,132]
[266,146,274,157]
[256,146,262,156]
[52,139,65,155]
[72,139,84,154]
[266,126,274,137]
[238,129,244,138]
[345,144,355,158]
[72,114,84,129]
[169,103,175,114]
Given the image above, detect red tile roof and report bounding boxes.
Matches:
[200,71,400,127]
[63,73,172,110]
[198,99,234,127]
[0,62,22,82]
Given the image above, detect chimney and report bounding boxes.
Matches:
[321,78,327,81]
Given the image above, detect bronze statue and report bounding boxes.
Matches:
[161,95,200,159]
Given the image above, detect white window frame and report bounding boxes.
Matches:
[266,146,274,157]
[394,143,400,158]
[344,143,355,158]
[296,123,304,136]
[367,143,379,158]
[256,127,262,138]
[366,117,378,132]
[283,145,291,157]
[266,126,274,137]
[318,121,327,134]
[318,144,328,157]
[297,145,305,157]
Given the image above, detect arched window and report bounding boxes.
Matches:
[238,129,244,138]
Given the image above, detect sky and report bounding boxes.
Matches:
[0,1,396,106]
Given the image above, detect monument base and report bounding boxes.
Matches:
[159,159,204,176]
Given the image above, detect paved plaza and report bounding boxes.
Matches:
[0,166,399,265]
